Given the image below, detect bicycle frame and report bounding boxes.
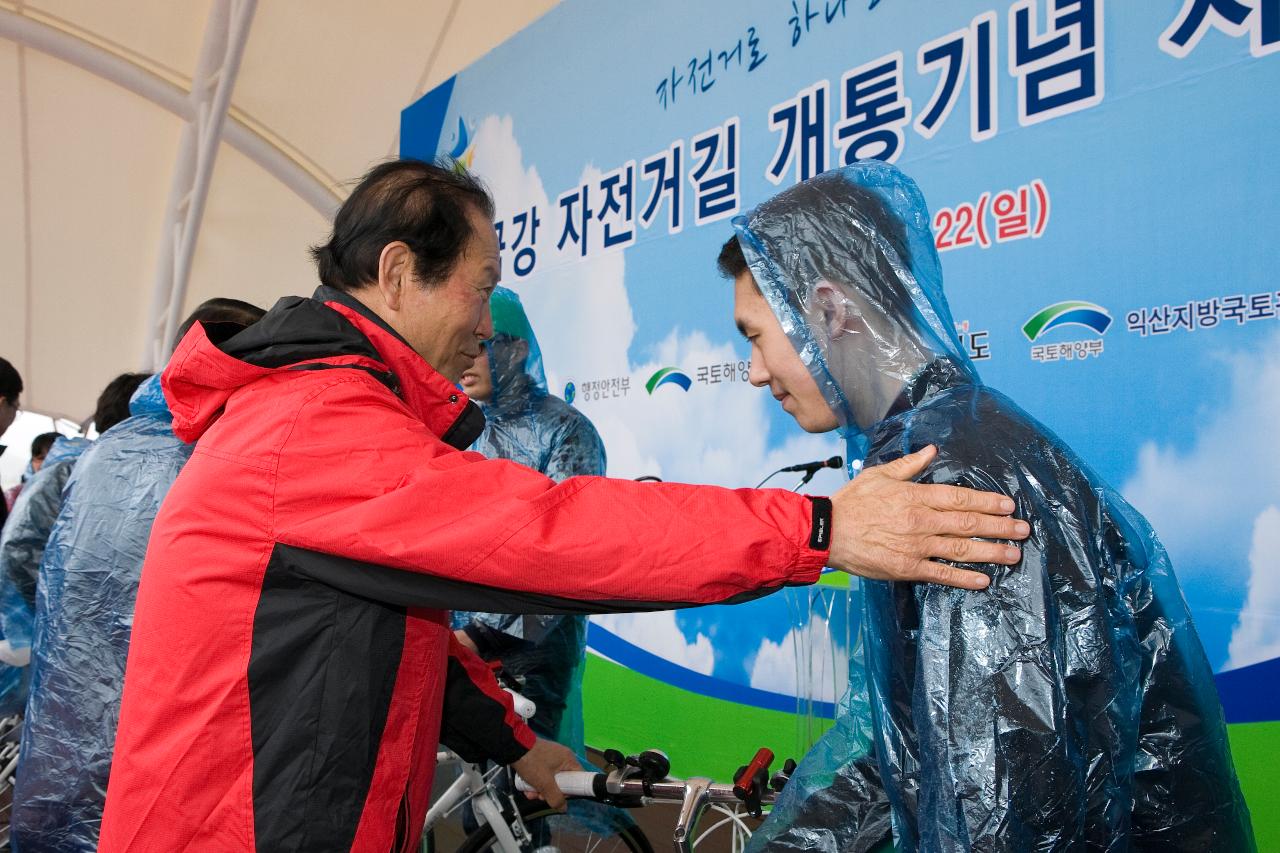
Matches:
[427,748,536,853]
[428,685,772,853]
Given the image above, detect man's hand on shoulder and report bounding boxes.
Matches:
[826,445,1029,590]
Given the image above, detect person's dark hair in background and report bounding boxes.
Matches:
[0,357,24,525]
[0,358,21,408]
[310,158,495,292]
[29,434,58,474]
[0,357,23,441]
[173,298,268,350]
[91,374,149,436]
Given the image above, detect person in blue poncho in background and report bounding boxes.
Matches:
[452,286,632,842]
[0,435,94,682]
[453,286,607,743]
[718,162,1255,852]
[0,372,146,704]
[9,298,265,853]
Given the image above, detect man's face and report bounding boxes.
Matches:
[733,273,839,433]
[30,452,45,474]
[459,348,494,402]
[396,207,500,383]
[0,397,17,438]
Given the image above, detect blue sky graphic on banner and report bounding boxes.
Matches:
[404,1,1280,732]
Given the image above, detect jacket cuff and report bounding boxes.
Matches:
[790,496,832,584]
[495,719,538,765]
[791,547,827,584]
[806,496,833,551]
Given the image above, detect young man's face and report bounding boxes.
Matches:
[459,349,494,402]
[734,272,839,433]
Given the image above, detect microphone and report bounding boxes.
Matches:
[754,456,844,489]
[778,456,843,474]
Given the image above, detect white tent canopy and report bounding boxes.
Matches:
[0,0,558,422]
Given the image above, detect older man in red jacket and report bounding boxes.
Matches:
[100,160,1027,852]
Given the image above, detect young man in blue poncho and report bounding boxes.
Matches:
[719,162,1255,852]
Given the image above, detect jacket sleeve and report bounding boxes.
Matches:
[270,378,828,614]
[463,414,609,647]
[439,631,536,764]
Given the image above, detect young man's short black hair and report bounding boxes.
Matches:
[173,298,267,350]
[0,357,22,406]
[30,432,58,460]
[311,158,496,293]
[92,373,150,435]
[717,236,749,281]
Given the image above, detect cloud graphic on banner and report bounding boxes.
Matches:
[1226,506,1280,671]
[748,614,849,703]
[470,116,634,383]
[1123,334,1280,573]
[592,611,715,675]
[470,115,844,686]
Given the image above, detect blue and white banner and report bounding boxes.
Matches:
[403,0,1279,784]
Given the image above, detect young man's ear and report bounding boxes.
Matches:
[814,281,851,339]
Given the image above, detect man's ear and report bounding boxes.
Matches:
[814,281,851,339]
[376,242,413,312]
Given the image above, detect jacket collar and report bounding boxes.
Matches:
[314,286,484,445]
[162,286,484,448]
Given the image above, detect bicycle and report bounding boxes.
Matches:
[424,686,795,853]
[424,687,651,853]
[513,745,797,853]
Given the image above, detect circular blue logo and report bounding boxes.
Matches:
[564,381,576,404]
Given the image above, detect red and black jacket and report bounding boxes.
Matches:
[100,287,829,852]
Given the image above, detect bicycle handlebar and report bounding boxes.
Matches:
[513,753,786,853]
[515,770,609,799]
[514,770,774,807]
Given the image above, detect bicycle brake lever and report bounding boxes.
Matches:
[770,757,798,792]
[733,748,774,819]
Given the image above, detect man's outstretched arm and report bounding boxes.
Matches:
[274,387,1028,608]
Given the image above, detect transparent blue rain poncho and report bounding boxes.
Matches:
[11,376,193,853]
[451,287,627,836]
[0,435,91,713]
[737,163,1255,852]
